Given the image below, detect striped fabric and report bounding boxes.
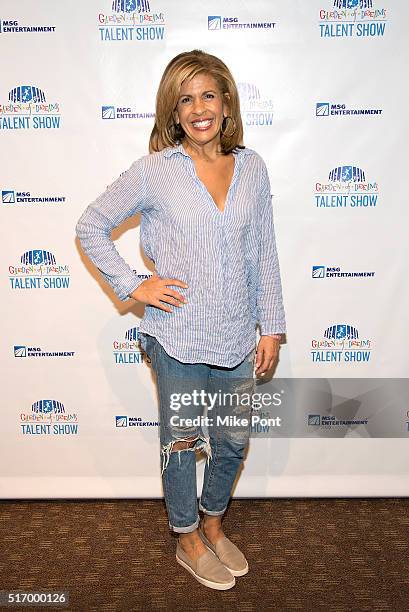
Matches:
[75,142,286,367]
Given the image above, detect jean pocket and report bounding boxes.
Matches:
[143,334,156,361]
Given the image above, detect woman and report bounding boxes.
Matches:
[76,49,286,590]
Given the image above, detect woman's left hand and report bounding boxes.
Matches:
[255,335,281,377]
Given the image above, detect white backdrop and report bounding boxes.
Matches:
[1,0,409,498]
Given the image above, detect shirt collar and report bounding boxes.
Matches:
[163,143,190,158]
[163,142,254,160]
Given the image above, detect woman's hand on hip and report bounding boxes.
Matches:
[130,272,188,312]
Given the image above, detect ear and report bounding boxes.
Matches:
[173,110,179,124]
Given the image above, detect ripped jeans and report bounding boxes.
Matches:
[141,333,256,534]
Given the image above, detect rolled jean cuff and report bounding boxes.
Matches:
[169,515,200,533]
[198,500,227,516]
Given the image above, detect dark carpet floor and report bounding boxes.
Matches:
[0,498,408,611]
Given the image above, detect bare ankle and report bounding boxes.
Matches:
[202,516,222,531]
[179,529,200,543]
[179,530,208,558]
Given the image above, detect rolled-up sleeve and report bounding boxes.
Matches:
[255,160,287,336]
[75,156,148,301]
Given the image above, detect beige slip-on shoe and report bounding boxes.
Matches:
[198,525,249,577]
[176,540,236,590]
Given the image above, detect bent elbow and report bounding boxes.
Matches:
[75,218,82,240]
[75,210,91,242]
[75,224,85,252]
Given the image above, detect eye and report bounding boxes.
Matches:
[180,96,190,104]
[205,93,215,99]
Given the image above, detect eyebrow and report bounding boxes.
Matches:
[178,90,217,99]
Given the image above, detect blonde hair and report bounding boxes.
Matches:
[149,49,244,155]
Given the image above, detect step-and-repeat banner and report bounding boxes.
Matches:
[2,1,408,498]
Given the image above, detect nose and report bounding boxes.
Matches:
[191,97,205,115]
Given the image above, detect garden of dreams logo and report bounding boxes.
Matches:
[98,0,165,41]
[311,324,372,364]
[9,249,70,290]
[319,0,387,38]
[0,85,61,130]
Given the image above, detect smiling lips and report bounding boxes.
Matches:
[191,118,214,131]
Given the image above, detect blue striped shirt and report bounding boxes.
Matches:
[75,142,286,367]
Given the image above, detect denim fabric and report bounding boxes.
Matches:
[143,333,256,533]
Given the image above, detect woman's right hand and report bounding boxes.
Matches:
[130,272,188,312]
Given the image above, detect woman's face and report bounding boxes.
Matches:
[174,72,229,150]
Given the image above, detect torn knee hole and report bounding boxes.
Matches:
[170,436,199,452]
[160,434,213,475]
